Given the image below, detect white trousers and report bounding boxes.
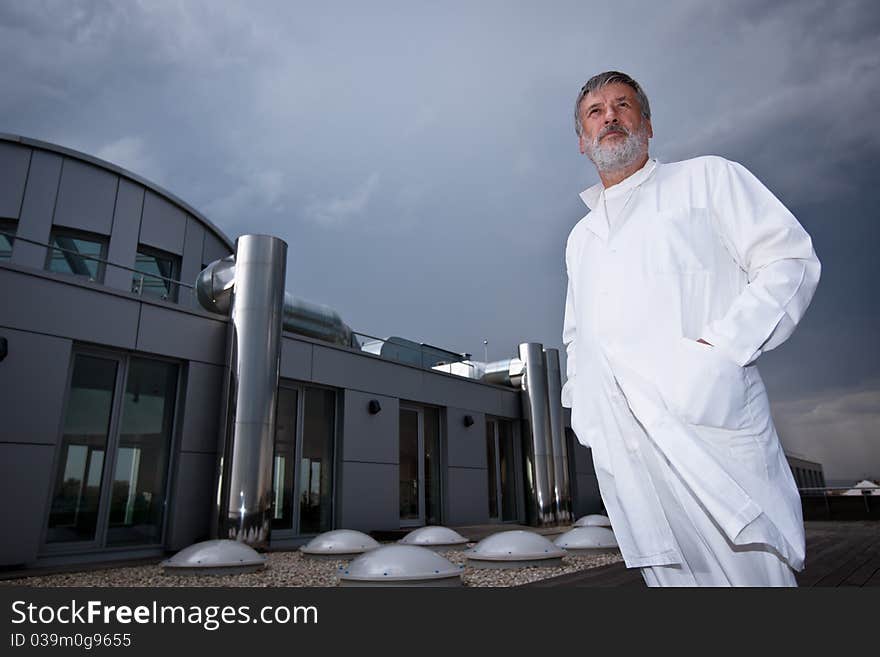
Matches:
[637,426,797,587]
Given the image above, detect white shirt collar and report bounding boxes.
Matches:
[579,158,659,210]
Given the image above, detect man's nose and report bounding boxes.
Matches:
[604,106,619,124]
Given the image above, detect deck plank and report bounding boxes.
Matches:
[521,522,880,588]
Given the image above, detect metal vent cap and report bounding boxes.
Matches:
[300,529,380,558]
[398,526,469,549]
[554,526,618,550]
[338,545,463,586]
[573,514,612,528]
[161,539,267,575]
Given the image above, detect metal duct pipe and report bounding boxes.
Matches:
[217,235,287,547]
[196,257,354,347]
[480,358,524,387]
[544,348,572,524]
[517,343,556,526]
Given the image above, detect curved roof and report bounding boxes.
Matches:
[0,132,233,252]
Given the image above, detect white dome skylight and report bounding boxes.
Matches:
[398,526,469,551]
[299,529,380,559]
[553,526,618,553]
[338,545,464,586]
[573,514,612,528]
[161,539,267,576]
[465,530,565,569]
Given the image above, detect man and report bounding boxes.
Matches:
[561,71,821,586]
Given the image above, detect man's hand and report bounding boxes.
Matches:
[697,338,713,346]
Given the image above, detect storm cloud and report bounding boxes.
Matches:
[1,0,877,483]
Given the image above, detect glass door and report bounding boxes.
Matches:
[45,351,179,551]
[486,418,517,522]
[399,406,425,527]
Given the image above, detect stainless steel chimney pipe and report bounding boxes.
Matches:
[217,235,287,547]
[517,343,556,526]
[544,348,572,524]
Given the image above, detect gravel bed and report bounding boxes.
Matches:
[1,545,623,588]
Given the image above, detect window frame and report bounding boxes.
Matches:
[0,218,17,260]
[270,380,340,541]
[44,228,109,283]
[132,244,181,302]
[40,346,184,556]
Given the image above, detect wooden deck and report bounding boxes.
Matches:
[518,521,880,587]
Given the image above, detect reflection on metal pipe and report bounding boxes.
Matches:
[218,235,287,547]
[196,257,354,347]
[481,358,524,387]
[518,343,556,527]
[544,348,572,524]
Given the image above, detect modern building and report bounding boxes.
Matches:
[786,454,826,493]
[0,134,602,570]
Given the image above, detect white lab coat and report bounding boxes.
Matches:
[562,155,820,571]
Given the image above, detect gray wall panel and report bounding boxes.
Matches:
[136,304,228,364]
[105,179,144,292]
[499,388,521,418]
[178,216,205,309]
[180,362,225,453]
[337,461,398,532]
[280,338,313,381]
[420,373,499,413]
[570,435,592,474]
[166,451,217,550]
[445,467,489,525]
[312,345,423,397]
[12,150,62,268]
[573,473,602,517]
[0,443,55,565]
[139,190,186,255]
[202,231,230,266]
[0,270,139,348]
[0,326,70,445]
[446,408,486,469]
[53,158,118,235]
[341,390,398,464]
[0,142,31,219]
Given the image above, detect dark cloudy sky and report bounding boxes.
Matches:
[1,0,877,484]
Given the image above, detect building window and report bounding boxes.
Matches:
[0,220,16,260]
[299,388,336,534]
[132,246,179,302]
[399,404,442,527]
[272,388,299,530]
[46,351,179,548]
[272,384,336,535]
[487,418,518,522]
[45,230,107,282]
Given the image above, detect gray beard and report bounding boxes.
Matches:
[585,125,648,173]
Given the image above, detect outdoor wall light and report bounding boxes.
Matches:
[368,399,382,415]
[463,414,475,427]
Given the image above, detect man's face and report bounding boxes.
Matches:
[577,82,652,172]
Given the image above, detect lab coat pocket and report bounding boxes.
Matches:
[663,337,751,430]
[649,208,715,273]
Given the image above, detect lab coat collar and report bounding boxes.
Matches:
[578,158,658,242]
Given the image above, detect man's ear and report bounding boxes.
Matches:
[646,118,653,139]
[578,134,586,155]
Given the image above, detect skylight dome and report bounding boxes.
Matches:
[574,514,612,528]
[161,539,267,576]
[398,526,469,551]
[299,529,380,559]
[338,545,464,586]
[553,526,618,553]
[464,530,565,569]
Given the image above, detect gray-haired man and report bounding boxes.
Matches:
[562,71,820,586]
